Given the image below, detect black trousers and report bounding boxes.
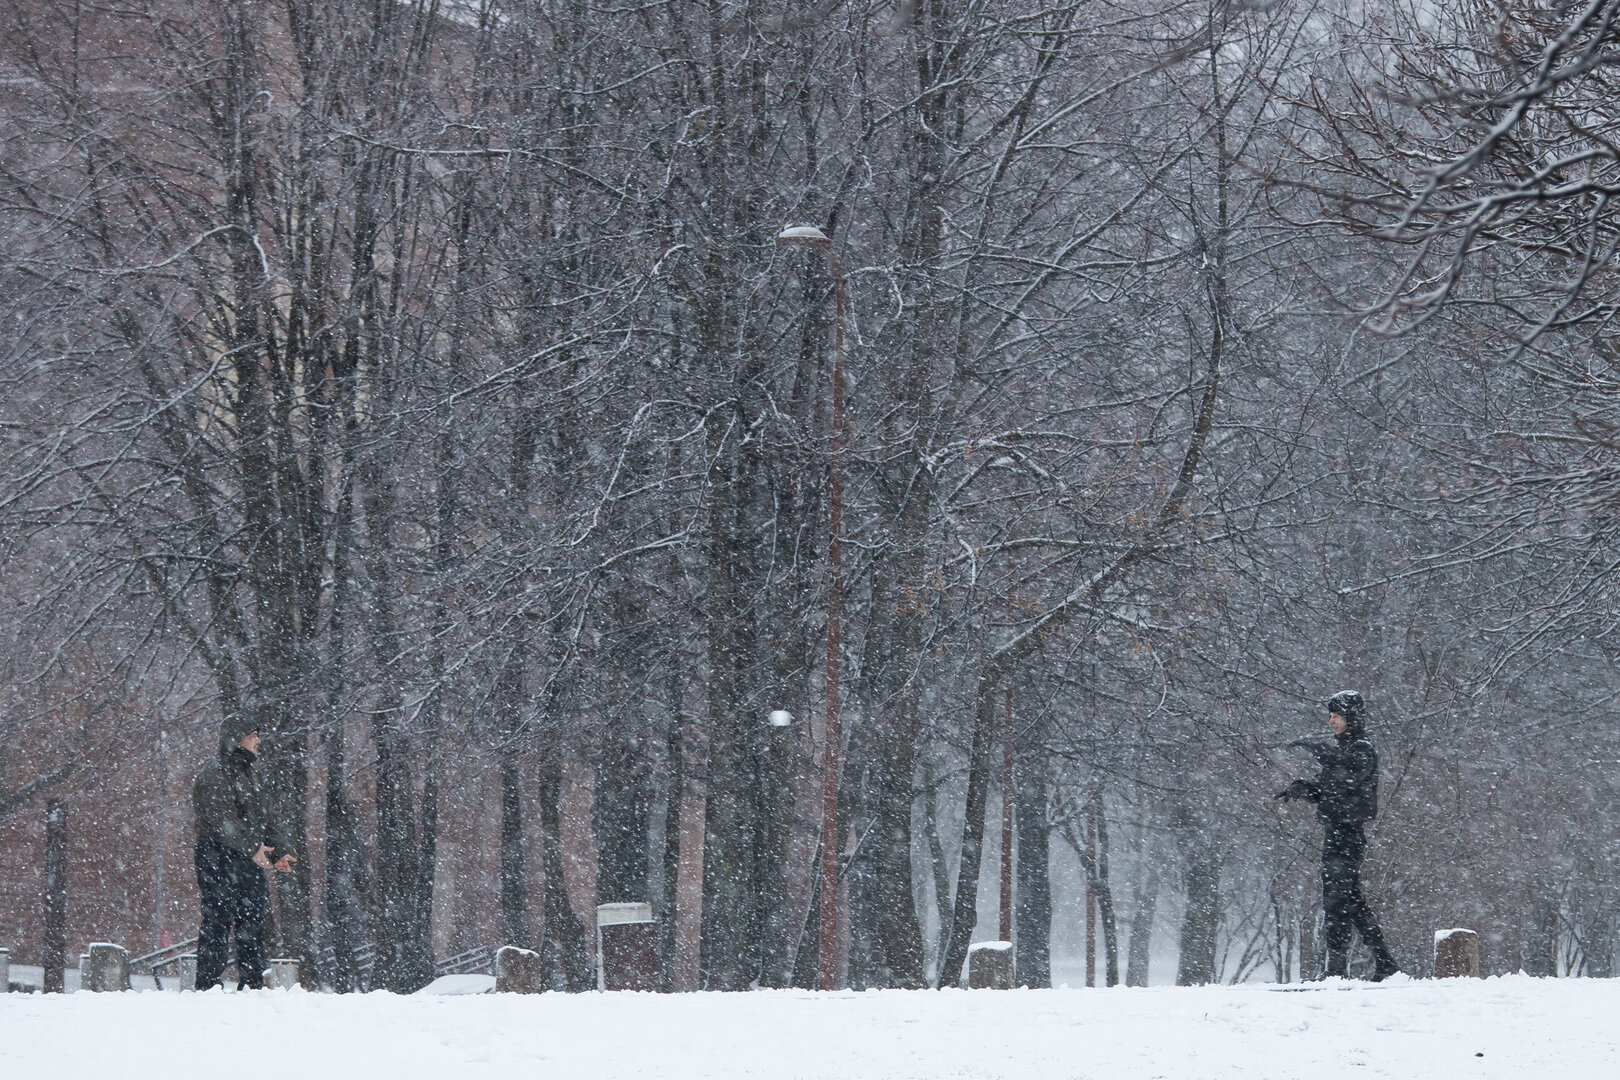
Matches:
[1320,823,1395,975]
[195,837,268,990]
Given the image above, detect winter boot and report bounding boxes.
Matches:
[1369,942,1401,982]
[1362,925,1400,981]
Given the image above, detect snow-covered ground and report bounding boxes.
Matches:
[3,976,1615,1078]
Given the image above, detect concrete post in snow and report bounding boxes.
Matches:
[177,954,197,991]
[86,943,130,991]
[0,947,10,992]
[967,940,1013,989]
[596,903,660,991]
[268,959,300,989]
[495,945,544,993]
[42,799,66,993]
[1434,928,1480,978]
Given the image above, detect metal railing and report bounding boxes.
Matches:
[122,936,491,988]
[436,945,493,977]
[130,939,197,977]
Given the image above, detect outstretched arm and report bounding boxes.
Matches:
[1287,738,1331,761]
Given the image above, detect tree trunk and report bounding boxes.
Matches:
[753,715,800,988]
[922,763,955,981]
[1176,845,1221,986]
[1013,743,1051,988]
[498,745,531,948]
[939,678,997,986]
[322,729,365,992]
[790,840,823,990]
[321,443,363,992]
[1125,865,1158,988]
[869,574,927,987]
[697,391,755,991]
[265,740,313,979]
[1095,806,1120,987]
[538,753,593,991]
[1525,892,1560,977]
[656,665,685,988]
[594,733,651,904]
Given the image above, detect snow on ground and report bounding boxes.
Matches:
[3,976,1616,1078]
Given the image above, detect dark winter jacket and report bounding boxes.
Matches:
[192,740,274,856]
[1281,733,1379,826]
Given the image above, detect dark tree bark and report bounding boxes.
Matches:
[595,733,652,904]
[1094,807,1120,987]
[1125,867,1158,988]
[922,763,955,979]
[1013,741,1052,988]
[866,562,927,988]
[790,836,824,990]
[939,678,997,985]
[657,664,686,990]
[1062,804,1120,986]
[753,716,801,988]
[1524,892,1560,977]
[498,743,531,948]
[1176,842,1222,986]
[537,753,593,992]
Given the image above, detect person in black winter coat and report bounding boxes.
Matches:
[1276,690,1400,981]
[191,716,294,990]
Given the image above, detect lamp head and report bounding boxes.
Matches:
[776,224,830,248]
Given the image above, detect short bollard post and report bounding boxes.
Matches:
[268,958,299,990]
[596,903,660,992]
[177,954,197,991]
[76,953,90,992]
[86,943,131,992]
[967,941,1014,989]
[495,945,544,993]
[1434,928,1480,978]
[0,946,10,993]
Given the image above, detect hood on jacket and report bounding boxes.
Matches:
[218,714,259,761]
[1326,690,1367,740]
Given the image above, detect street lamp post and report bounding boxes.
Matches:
[776,224,845,991]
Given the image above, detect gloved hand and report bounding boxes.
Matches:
[1274,779,1316,801]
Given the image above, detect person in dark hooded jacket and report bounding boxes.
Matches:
[1276,690,1400,981]
[191,715,294,990]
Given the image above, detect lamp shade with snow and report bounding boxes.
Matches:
[776,224,830,247]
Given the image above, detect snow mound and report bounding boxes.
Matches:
[418,973,496,995]
[2,976,1613,1078]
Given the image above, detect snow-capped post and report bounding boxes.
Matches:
[86,943,130,991]
[999,687,1014,949]
[0,946,10,992]
[775,222,847,992]
[1434,928,1480,978]
[268,958,299,989]
[596,903,660,991]
[967,940,1013,989]
[495,945,544,993]
[42,799,66,993]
